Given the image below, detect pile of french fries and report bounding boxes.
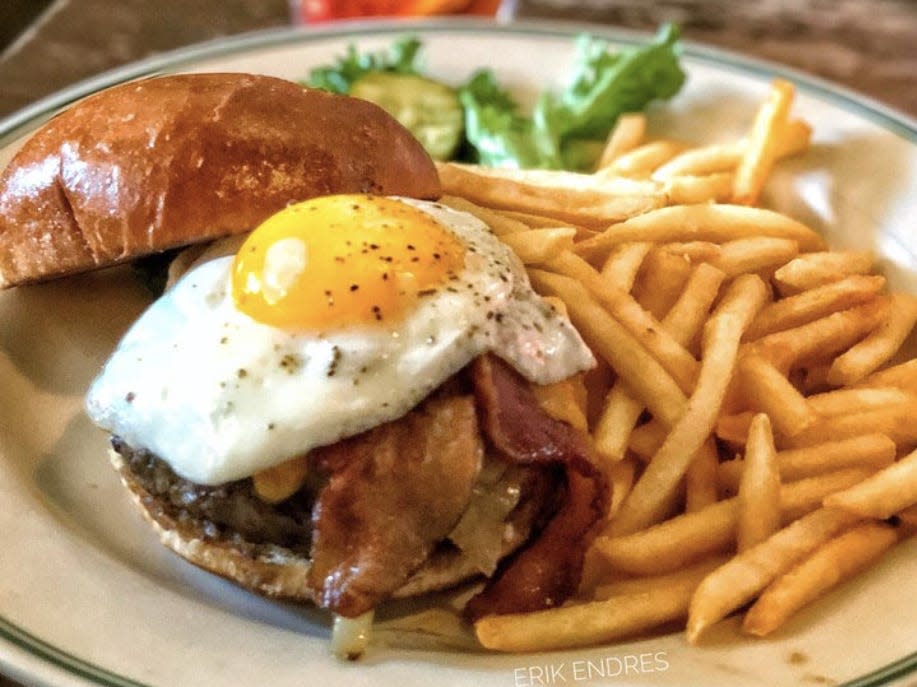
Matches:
[436,79,917,652]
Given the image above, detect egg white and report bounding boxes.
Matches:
[85,199,595,485]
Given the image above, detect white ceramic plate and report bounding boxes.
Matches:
[1,19,915,687]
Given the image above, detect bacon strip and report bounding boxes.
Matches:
[465,354,609,620]
[308,394,483,617]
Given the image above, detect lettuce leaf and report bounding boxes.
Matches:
[307,36,423,94]
[460,23,685,169]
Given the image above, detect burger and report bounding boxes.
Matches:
[0,73,607,655]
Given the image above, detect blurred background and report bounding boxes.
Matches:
[0,0,915,120]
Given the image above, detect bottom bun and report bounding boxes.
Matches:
[111,448,317,600]
[109,445,542,606]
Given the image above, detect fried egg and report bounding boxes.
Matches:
[86,195,595,485]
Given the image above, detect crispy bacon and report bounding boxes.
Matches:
[308,394,484,617]
[465,354,608,620]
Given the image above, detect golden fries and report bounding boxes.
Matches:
[599,241,652,292]
[736,415,782,552]
[826,292,917,384]
[601,139,685,177]
[596,112,647,169]
[744,274,886,341]
[436,161,666,228]
[718,434,897,492]
[438,78,916,654]
[594,555,729,600]
[824,447,917,518]
[686,507,861,643]
[498,227,577,264]
[751,298,891,372]
[609,275,768,535]
[774,250,876,295]
[596,468,872,576]
[574,204,825,261]
[743,521,900,636]
[739,353,816,437]
[732,79,795,205]
[476,579,692,652]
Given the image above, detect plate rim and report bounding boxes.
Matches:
[1,17,915,687]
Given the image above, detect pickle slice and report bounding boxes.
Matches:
[351,72,464,161]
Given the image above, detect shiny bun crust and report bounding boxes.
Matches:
[0,73,441,288]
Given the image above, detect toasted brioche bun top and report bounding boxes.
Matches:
[0,72,441,289]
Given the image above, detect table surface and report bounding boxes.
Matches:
[1,1,915,686]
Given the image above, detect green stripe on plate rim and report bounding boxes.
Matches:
[0,18,914,687]
[0,615,149,687]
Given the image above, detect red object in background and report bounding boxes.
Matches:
[296,0,503,22]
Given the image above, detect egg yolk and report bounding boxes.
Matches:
[232,195,465,332]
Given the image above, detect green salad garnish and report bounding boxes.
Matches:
[306,25,686,171]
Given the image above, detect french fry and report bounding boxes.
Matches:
[597,498,738,575]
[663,172,735,205]
[801,364,833,393]
[653,142,744,179]
[709,237,799,277]
[806,386,915,417]
[780,469,879,522]
[860,358,917,390]
[686,439,720,512]
[739,353,816,437]
[492,207,589,237]
[742,521,900,636]
[627,419,666,461]
[737,414,782,551]
[532,375,588,432]
[751,297,891,372]
[732,79,795,206]
[774,250,876,295]
[609,275,768,535]
[574,204,826,261]
[632,247,695,320]
[599,242,652,292]
[660,263,727,351]
[826,292,917,385]
[824,447,917,519]
[594,555,729,600]
[718,434,897,492]
[436,161,666,229]
[744,275,887,341]
[528,270,687,427]
[600,139,686,177]
[476,580,692,652]
[597,468,873,576]
[498,227,577,264]
[445,163,658,195]
[715,411,755,446]
[783,401,917,448]
[656,241,722,263]
[438,195,530,236]
[595,113,647,169]
[686,506,862,643]
[594,384,644,462]
[650,118,811,180]
[606,457,638,520]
